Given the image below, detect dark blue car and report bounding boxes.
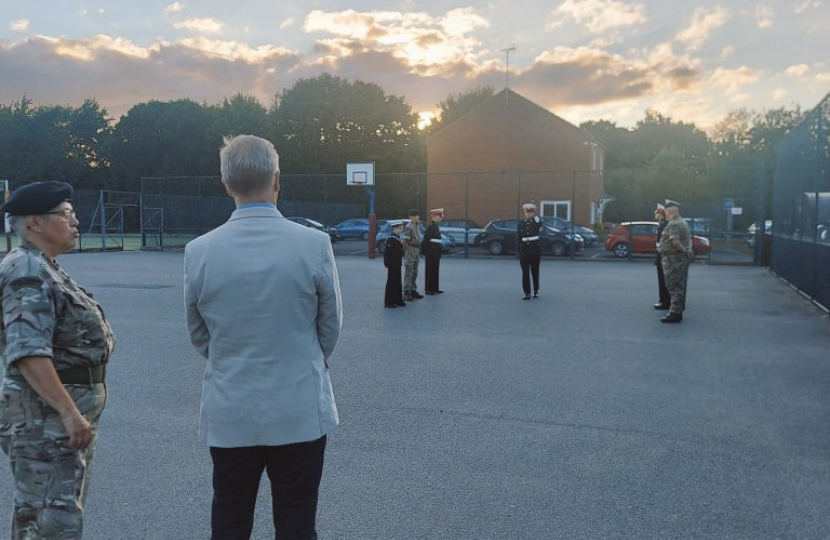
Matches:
[332,218,388,240]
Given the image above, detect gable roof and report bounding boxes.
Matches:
[427,88,604,148]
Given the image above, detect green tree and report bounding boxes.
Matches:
[212,93,269,140]
[270,73,423,173]
[0,97,112,189]
[108,99,219,192]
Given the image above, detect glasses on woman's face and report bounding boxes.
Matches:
[44,209,77,221]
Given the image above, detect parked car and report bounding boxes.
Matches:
[479,219,584,256]
[542,217,599,246]
[684,217,712,237]
[285,216,340,242]
[375,221,455,253]
[745,220,772,248]
[333,218,387,240]
[440,219,484,246]
[604,221,710,258]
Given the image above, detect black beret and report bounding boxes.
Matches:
[0,182,73,215]
[407,208,420,217]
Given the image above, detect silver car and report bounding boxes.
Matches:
[440,219,484,246]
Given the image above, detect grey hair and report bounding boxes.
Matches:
[219,135,280,196]
[9,215,30,242]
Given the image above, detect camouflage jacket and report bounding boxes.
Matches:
[658,216,692,256]
[401,222,421,252]
[0,242,115,377]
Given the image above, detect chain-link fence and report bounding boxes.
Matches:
[770,94,830,311]
[423,166,763,263]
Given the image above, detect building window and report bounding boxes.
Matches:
[540,201,571,221]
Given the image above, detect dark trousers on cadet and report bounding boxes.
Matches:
[385,265,404,305]
[655,254,670,305]
[424,254,440,292]
[210,436,327,540]
[519,246,541,295]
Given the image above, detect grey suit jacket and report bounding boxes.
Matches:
[184,206,343,447]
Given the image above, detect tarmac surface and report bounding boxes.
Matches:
[1,251,828,539]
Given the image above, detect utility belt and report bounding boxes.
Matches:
[5,364,107,386]
[521,236,540,242]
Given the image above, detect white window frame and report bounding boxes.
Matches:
[540,200,571,221]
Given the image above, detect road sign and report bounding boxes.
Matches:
[723,198,734,209]
[731,207,743,215]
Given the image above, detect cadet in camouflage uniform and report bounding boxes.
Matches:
[401,209,423,302]
[657,199,694,323]
[0,182,115,539]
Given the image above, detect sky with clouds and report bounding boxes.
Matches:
[1,0,828,130]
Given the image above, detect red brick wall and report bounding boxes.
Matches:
[427,91,605,226]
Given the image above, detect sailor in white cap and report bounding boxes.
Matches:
[384,220,406,308]
[518,203,542,299]
[421,209,444,294]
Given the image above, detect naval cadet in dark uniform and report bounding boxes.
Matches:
[653,204,670,309]
[518,203,543,300]
[0,182,115,539]
[383,220,406,308]
[421,208,444,295]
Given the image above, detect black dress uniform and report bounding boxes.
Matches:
[421,212,443,294]
[654,213,670,309]
[384,230,406,308]
[518,213,543,299]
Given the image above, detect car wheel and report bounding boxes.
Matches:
[551,241,566,257]
[613,242,629,258]
[362,231,370,241]
[377,240,386,253]
[488,241,504,255]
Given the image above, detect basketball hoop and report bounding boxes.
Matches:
[346,163,375,186]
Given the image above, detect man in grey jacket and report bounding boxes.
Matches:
[184,135,343,540]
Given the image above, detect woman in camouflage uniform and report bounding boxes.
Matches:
[0,182,115,539]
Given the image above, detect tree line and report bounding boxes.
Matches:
[0,72,807,224]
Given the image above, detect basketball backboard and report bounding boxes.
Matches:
[346,162,375,186]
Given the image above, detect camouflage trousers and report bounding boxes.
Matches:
[0,382,107,540]
[661,253,691,315]
[403,248,420,292]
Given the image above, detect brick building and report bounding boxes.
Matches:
[426,88,609,227]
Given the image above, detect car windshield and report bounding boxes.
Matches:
[306,219,324,227]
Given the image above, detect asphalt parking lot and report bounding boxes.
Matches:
[0,251,827,539]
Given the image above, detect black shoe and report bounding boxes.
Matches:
[435,290,444,294]
[522,294,531,300]
[410,291,424,299]
[533,292,539,298]
[654,303,670,310]
[384,304,398,308]
[425,291,436,295]
[396,302,407,307]
[660,313,683,323]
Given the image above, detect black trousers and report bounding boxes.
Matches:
[656,255,670,305]
[424,254,441,292]
[519,247,541,294]
[210,436,327,540]
[385,265,403,305]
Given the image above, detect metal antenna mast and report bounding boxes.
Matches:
[500,46,516,104]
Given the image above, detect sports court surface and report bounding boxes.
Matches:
[1,252,828,540]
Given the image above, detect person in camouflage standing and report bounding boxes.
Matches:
[401,209,423,302]
[657,199,694,323]
[0,181,115,539]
